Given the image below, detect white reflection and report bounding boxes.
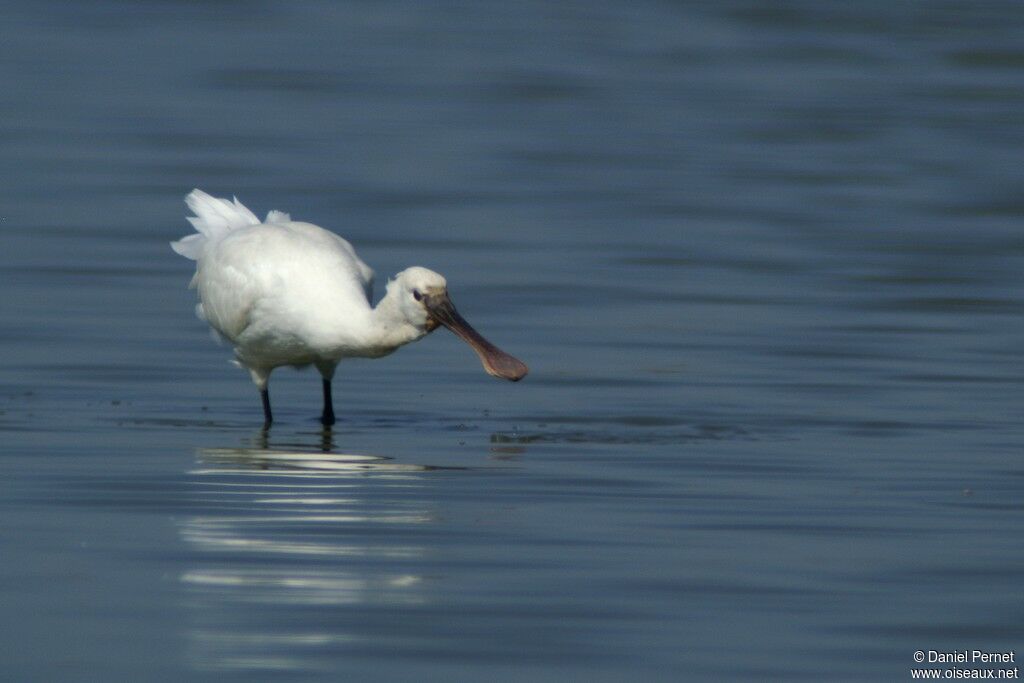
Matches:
[182,568,424,605]
[181,445,432,674]
[195,447,436,473]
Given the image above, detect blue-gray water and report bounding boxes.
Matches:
[2,1,1023,680]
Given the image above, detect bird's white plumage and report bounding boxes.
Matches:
[171,190,423,386]
[171,189,527,425]
[171,191,258,261]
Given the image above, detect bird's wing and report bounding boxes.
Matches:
[337,237,375,304]
[355,249,375,302]
[195,253,262,342]
[195,222,376,344]
[285,221,375,305]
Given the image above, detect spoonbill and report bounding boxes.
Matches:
[171,189,527,428]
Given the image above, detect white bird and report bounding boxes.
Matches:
[171,189,527,428]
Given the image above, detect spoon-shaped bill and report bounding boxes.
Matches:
[426,295,528,381]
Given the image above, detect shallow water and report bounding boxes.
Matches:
[2,1,1024,680]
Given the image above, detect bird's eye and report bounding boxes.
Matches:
[412,289,422,301]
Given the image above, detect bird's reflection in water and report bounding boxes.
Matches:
[248,425,338,453]
[181,433,435,674]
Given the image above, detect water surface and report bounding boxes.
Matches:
[2,1,1023,680]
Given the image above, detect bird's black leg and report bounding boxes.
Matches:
[321,378,336,426]
[260,388,273,429]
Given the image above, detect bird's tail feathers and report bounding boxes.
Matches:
[171,189,261,260]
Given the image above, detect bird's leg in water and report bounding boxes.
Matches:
[321,379,336,426]
[260,389,273,429]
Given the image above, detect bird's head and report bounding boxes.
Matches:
[389,266,528,381]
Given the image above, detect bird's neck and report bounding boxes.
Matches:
[362,291,426,354]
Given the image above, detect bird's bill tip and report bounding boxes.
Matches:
[481,352,529,381]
